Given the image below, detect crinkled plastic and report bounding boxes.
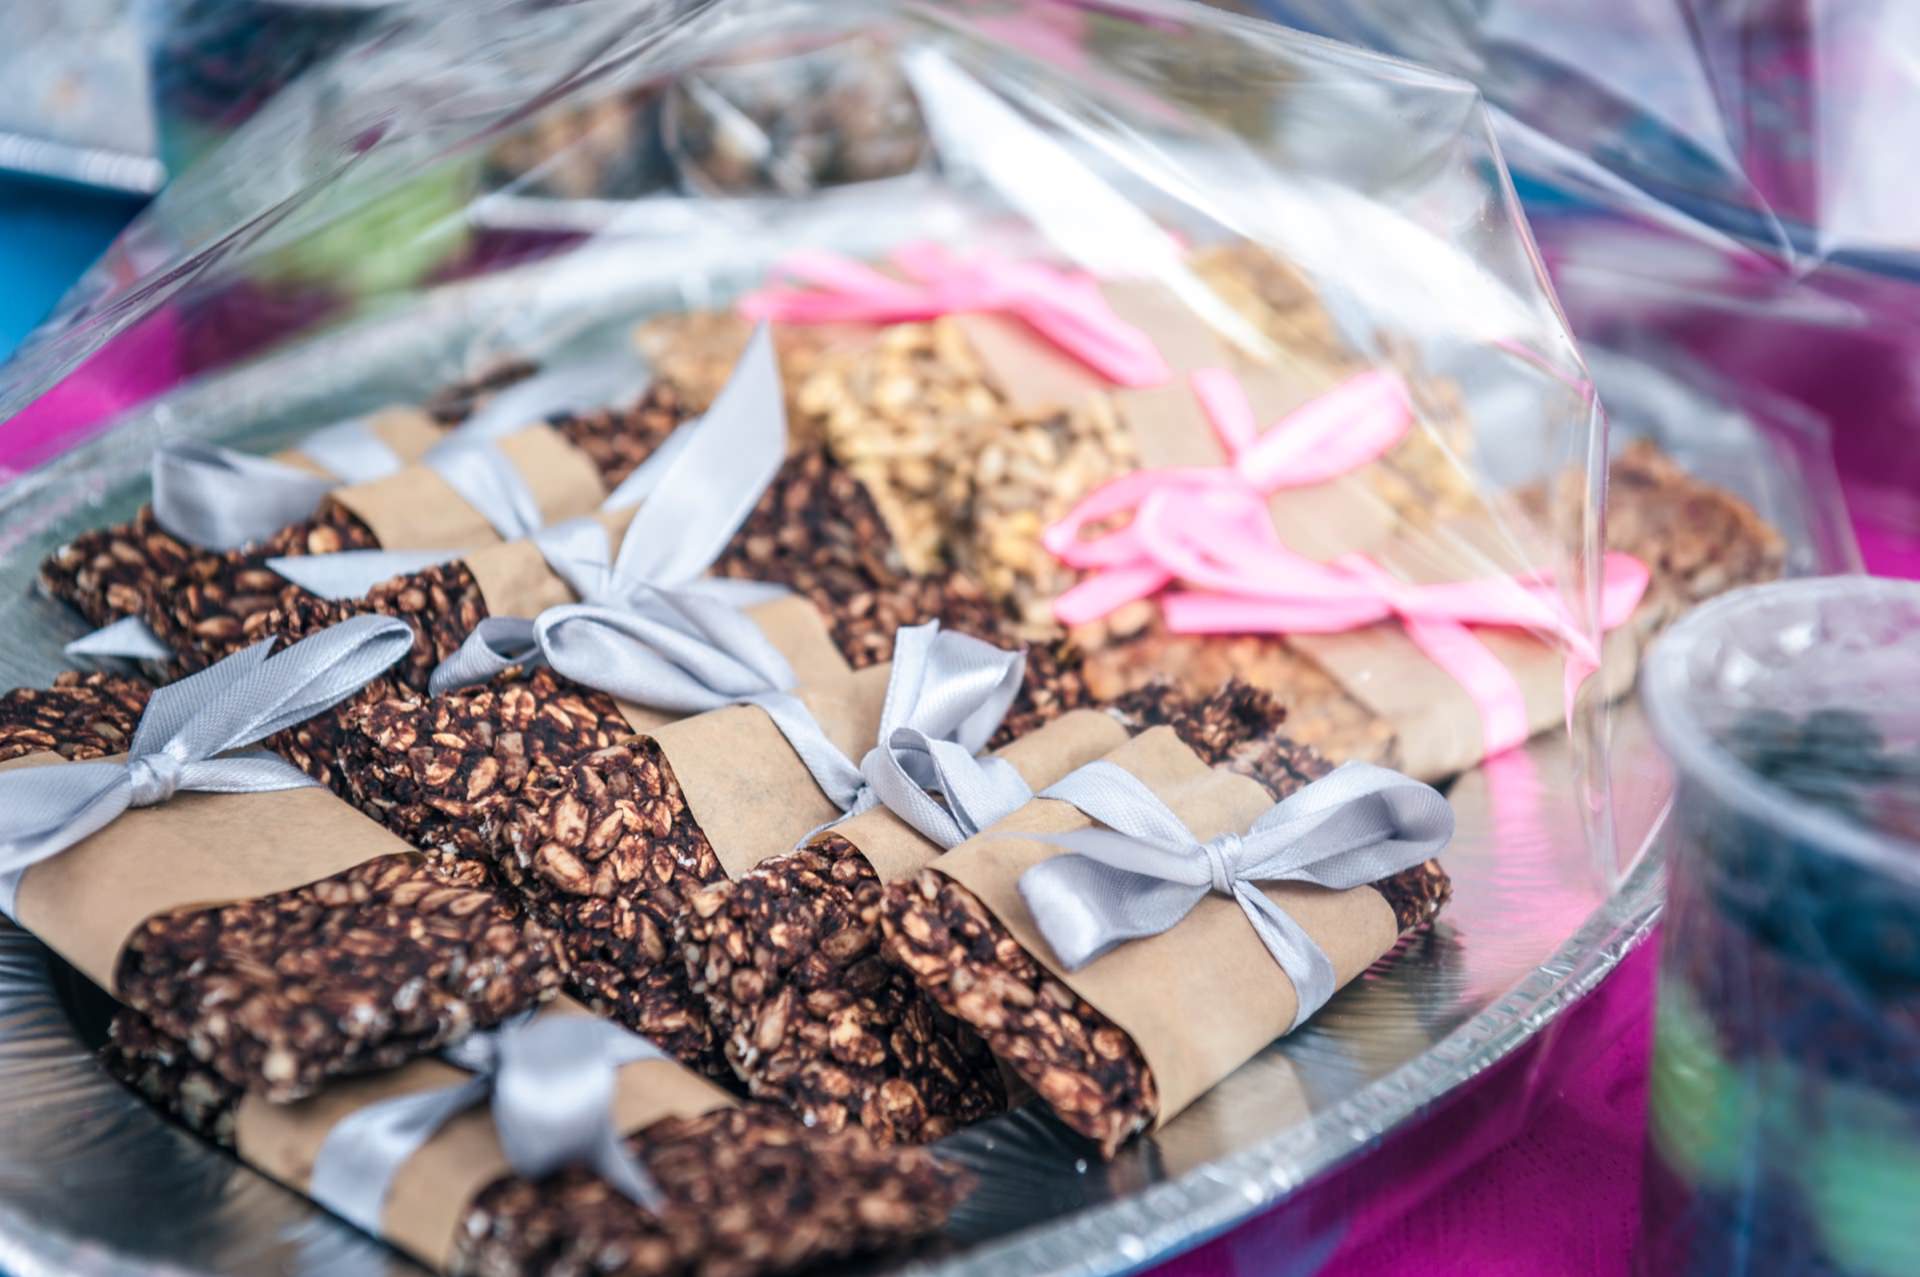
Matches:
[1250,0,1920,538]
[3,1,1663,860]
[0,6,1854,1272]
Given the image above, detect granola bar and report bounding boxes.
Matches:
[676,680,1310,1146]
[40,382,691,667]
[879,740,1453,1158]
[0,670,151,762]
[1074,441,1788,769]
[114,851,566,1103]
[339,593,1084,1082]
[5,677,566,1102]
[101,1009,969,1277]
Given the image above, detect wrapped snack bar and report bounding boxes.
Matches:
[362,617,1040,1079]
[0,618,565,1101]
[678,681,1321,1143]
[46,361,689,672]
[882,727,1453,1156]
[102,1002,968,1277]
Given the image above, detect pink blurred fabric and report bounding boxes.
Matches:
[0,310,183,479]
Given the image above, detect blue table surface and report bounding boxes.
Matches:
[0,176,146,365]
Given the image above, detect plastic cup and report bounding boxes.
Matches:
[1637,577,1920,1277]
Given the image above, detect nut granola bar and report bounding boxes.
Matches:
[675,680,1309,1146]
[879,739,1452,1158]
[1074,441,1788,769]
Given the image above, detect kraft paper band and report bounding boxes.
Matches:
[933,727,1398,1125]
[331,425,608,551]
[235,999,732,1272]
[276,408,444,479]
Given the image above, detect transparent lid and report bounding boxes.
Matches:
[1645,575,1920,882]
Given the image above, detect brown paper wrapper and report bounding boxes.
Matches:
[331,425,608,551]
[835,708,1128,884]
[1,754,409,991]
[933,727,1399,1125]
[277,408,444,478]
[652,657,892,881]
[234,999,733,1273]
[1288,512,1640,781]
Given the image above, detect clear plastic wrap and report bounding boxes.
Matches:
[2,0,1641,786]
[0,3,1822,1271]
[1247,0,1920,541]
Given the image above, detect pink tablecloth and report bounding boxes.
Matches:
[6,320,1919,1277]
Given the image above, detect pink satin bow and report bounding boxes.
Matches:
[737,242,1171,388]
[1045,368,1652,758]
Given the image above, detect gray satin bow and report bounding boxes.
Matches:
[843,623,1030,846]
[428,322,787,695]
[267,329,777,607]
[0,614,414,918]
[1019,760,1453,1030]
[309,1014,669,1236]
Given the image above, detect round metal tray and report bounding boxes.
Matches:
[0,272,1676,1277]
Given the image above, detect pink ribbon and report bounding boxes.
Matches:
[737,242,1172,387]
[1044,368,1652,759]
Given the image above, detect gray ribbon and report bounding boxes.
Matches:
[0,614,414,918]
[267,332,769,607]
[64,614,173,663]
[91,359,651,661]
[429,322,788,694]
[294,416,408,483]
[1018,760,1453,1030]
[151,441,345,553]
[843,623,1030,847]
[309,1014,668,1237]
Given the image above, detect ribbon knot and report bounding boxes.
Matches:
[309,1014,670,1237]
[739,242,1171,388]
[125,752,184,808]
[1201,832,1240,896]
[1019,759,1453,1031]
[1043,367,1652,761]
[423,323,790,698]
[1,615,415,919]
[836,623,1030,847]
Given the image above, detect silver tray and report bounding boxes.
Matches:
[0,251,1762,1277]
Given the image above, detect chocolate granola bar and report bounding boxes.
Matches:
[344,595,1079,1084]
[40,382,692,670]
[4,678,567,1103]
[1073,440,1789,771]
[0,670,151,762]
[675,681,1313,1145]
[102,1009,969,1277]
[879,745,1452,1158]
[114,851,566,1103]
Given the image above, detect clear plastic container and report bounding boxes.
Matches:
[1639,576,1920,1277]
